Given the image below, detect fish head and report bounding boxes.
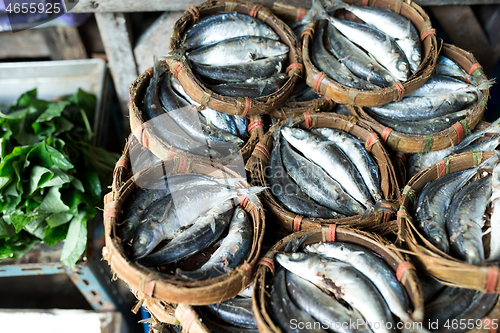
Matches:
[257,23,279,40]
[131,220,162,260]
[281,127,307,143]
[316,127,334,139]
[233,206,248,222]
[265,39,290,57]
[393,60,410,82]
[430,233,449,254]
[461,242,484,265]
[119,221,137,243]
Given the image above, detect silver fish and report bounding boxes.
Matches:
[327,17,410,81]
[312,21,377,90]
[282,127,373,209]
[415,154,499,253]
[276,252,396,333]
[326,0,421,73]
[175,206,253,279]
[327,23,396,87]
[204,297,257,329]
[446,175,491,265]
[281,137,364,216]
[187,36,289,66]
[286,270,371,333]
[488,161,500,261]
[367,109,470,135]
[182,13,279,50]
[436,55,485,86]
[207,73,288,98]
[408,75,493,97]
[312,128,382,202]
[306,242,411,322]
[139,201,234,266]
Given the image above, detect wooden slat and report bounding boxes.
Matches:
[41,27,87,60]
[431,5,493,73]
[68,0,500,12]
[95,12,138,121]
[0,29,51,59]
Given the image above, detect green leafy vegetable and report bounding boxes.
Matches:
[0,89,119,266]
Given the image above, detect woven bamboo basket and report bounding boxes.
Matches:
[102,151,265,305]
[128,63,265,163]
[167,0,302,116]
[252,227,425,332]
[302,0,438,107]
[354,44,490,153]
[398,151,500,293]
[245,112,400,235]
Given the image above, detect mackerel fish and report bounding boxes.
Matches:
[306,242,412,322]
[446,175,491,265]
[204,297,257,329]
[436,55,485,86]
[182,13,279,50]
[488,161,500,261]
[207,73,287,98]
[276,252,396,333]
[187,36,289,66]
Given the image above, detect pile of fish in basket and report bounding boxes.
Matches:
[101,0,500,332]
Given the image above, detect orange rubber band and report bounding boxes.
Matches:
[452,122,465,143]
[168,148,177,160]
[323,95,335,109]
[145,67,154,77]
[297,7,307,20]
[183,309,198,333]
[114,157,129,175]
[128,95,136,105]
[381,127,393,143]
[314,72,326,93]
[362,0,369,5]
[186,6,200,24]
[486,267,499,293]
[103,207,120,222]
[259,257,275,275]
[250,5,262,18]
[241,97,252,117]
[255,142,270,160]
[420,28,436,41]
[437,159,448,178]
[365,134,378,152]
[293,215,303,232]
[173,62,183,79]
[301,27,315,39]
[247,119,264,133]
[178,159,187,174]
[327,224,336,242]
[469,63,483,76]
[144,280,156,298]
[393,82,405,102]
[240,196,249,208]
[396,261,415,282]
[304,112,312,129]
[139,123,151,148]
[397,207,408,220]
[286,62,304,75]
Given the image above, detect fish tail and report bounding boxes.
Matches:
[215,177,247,187]
[360,200,396,222]
[237,186,267,209]
[300,0,329,23]
[482,115,500,134]
[475,78,495,91]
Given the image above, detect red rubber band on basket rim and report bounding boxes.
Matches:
[286,62,304,75]
[178,159,187,174]
[144,280,156,298]
[393,82,405,102]
[128,95,136,106]
[240,196,249,208]
[259,257,275,275]
[168,148,177,160]
[241,97,252,118]
[250,4,263,18]
[362,0,369,6]
[420,28,436,41]
[486,267,499,293]
[182,309,198,333]
[145,66,154,78]
[396,261,415,282]
[452,122,465,143]
[323,95,335,109]
[304,112,312,129]
[297,7,307,20]
[381,127,393,143]
[139,122,151,148]
[255,142,271,160]
[314,72,327,94]
[327,224,336,242]
[247,119,264,133]
[186,6,200,24]
[114,157,129,175]
[469,63,483,76]
[103,207,120,222]
[365,134,378,152]
[293,215,303,232]
[173,62,183,79]
[301,27,315,39]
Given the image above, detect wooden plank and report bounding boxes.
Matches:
[68,0,500,12]
[0,29,51,59]
[431,5,493,73]
[134,11,184,73]
[41,26,87,60]
[95,12,138,122]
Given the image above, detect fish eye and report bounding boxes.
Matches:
[237,212,245,218]
[412,53,420,62]
[385,75,394,82]
[398,62,407,71]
